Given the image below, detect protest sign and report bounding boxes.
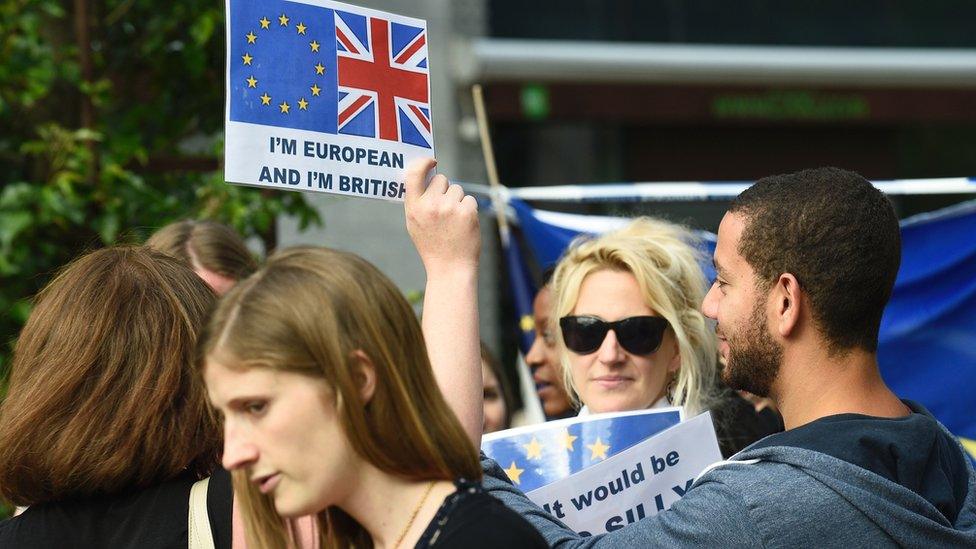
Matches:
[525,412,721,536]
[482,408,683,493]
[224,0,433,201]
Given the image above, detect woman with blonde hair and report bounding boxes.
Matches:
[551,217,775,456]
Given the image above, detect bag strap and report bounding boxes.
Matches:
[188,476,216,549]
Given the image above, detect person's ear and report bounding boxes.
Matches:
[667,336,681,374]
[349,350,377,404]
[774,273,802,339]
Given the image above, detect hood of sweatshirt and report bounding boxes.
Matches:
[734,401,975,545]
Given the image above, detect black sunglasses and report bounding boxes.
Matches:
[559,315,670,355]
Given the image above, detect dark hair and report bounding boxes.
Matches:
[540,265,556,287]
[480,342,514,430]
[0,247,221,505]
[146,220,258,280]
[729,167,901,352]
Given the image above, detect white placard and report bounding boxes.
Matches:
[525,412,722,536]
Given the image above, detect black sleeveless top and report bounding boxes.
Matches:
[416,478,547,548]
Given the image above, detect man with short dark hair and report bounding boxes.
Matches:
[480,167,976,547]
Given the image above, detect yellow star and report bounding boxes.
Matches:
[259,17,270,29]
[278,13,289,26]
[241,52,253,65]
[309,40,320,53]
[279,101,290,114]
[314,63,325,75]
[259,93,271,105]
[558,429,578,451]
[296,22,307,35]
[297,97,309,110]
[523,437,544,460]
[245,31,257,44]
[310,84,321,97]
[519,314,534,333]
[246,75,257,88]
[962,437,976,460]
[503,461,525,485]
[587,437,610,460]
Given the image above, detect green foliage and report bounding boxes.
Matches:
[0,0,321,415]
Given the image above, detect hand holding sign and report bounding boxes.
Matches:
[405,157,483,443]
[404,158,480,274]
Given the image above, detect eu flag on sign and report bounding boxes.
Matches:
[228,0,432,148]
[481,408,682,492]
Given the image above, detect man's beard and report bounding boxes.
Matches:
[721,298,783,397]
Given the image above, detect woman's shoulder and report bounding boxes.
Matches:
[417,479,548,549]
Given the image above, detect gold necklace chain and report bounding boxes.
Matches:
[393,480,436,549]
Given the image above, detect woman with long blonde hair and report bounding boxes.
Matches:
[551,217,775,456]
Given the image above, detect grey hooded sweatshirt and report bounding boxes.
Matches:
[481,401,976,548]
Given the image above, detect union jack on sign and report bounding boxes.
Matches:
[335,10,432,148]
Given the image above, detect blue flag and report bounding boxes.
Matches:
[228,0,432,148]
[481,408,682,492]
[502,233,538,355]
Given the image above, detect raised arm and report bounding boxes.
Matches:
[404,158,484,445]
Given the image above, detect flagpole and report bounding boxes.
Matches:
[472,84,546,425]
[471,84,510,246]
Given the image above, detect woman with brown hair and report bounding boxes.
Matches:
[201,164,546,549]
[147,219,258,295]
[0,246,230,547]
[481,342,515,433]
[203,249,546,548]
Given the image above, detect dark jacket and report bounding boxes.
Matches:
[0,468,232,549]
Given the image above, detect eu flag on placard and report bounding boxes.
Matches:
[228,0,432,148]
[481,408,682,492]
